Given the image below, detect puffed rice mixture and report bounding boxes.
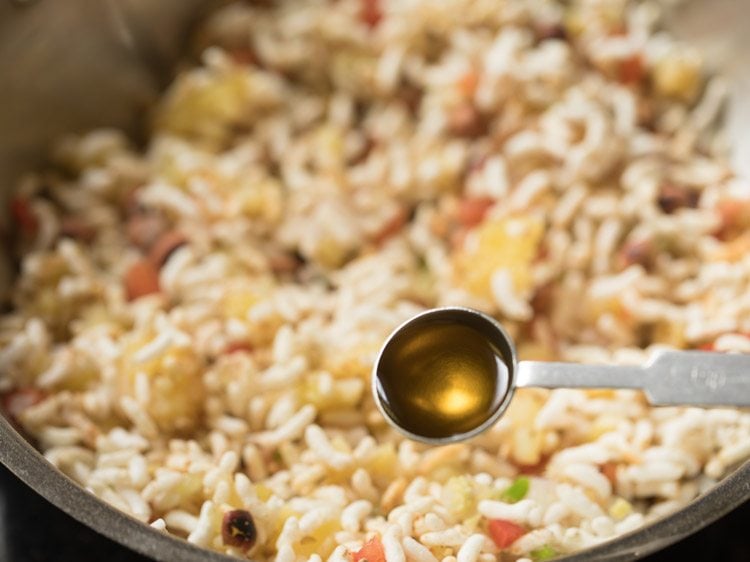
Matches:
[2,0,750,560]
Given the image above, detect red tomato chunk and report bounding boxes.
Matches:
[350,536,386,562]
[124,259,161,301]
[619,54,644,85]
[361,0,382,28]
[488,519,527,549]
[457,197,495,228]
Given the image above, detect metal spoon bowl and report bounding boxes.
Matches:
[372,307,518,445]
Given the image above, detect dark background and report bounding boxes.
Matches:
[0,463,747,562]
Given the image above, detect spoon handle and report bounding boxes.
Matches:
[516,350,750,407]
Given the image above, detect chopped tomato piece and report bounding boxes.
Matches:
[350,537,386,562]
[714,198,750,240]
[456,197,494,228]
[715,200,742,236]
[600,462,618,486]
[697,342,716,351]
[10,196,39,238]
[716,199,746,227]
[457,70,479,98]
[361,0,382,28]
[225,341,254,355]
[488,519,527,549]
[517,454,550,476]
[124,258,160,301]
[618,54,644,85]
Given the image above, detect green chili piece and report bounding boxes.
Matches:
[500,476,530,503]
[530,544,557,561]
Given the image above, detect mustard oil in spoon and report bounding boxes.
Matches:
[373,308,515,443]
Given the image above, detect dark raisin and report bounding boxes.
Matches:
[349,135,376,166]
[531,283,555,316]
[400,84,423,114]
[60,217,97,242]
[636,98,656,131]
[221,509,257,550]
[617,239,654,270]
[148,230,187,267]
[657,183,699,214]
[535,22,567,42]
[448,104,486,137]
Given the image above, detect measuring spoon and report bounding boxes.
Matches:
[372,307,750,445]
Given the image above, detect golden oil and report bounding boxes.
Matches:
[375,321,509,440]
